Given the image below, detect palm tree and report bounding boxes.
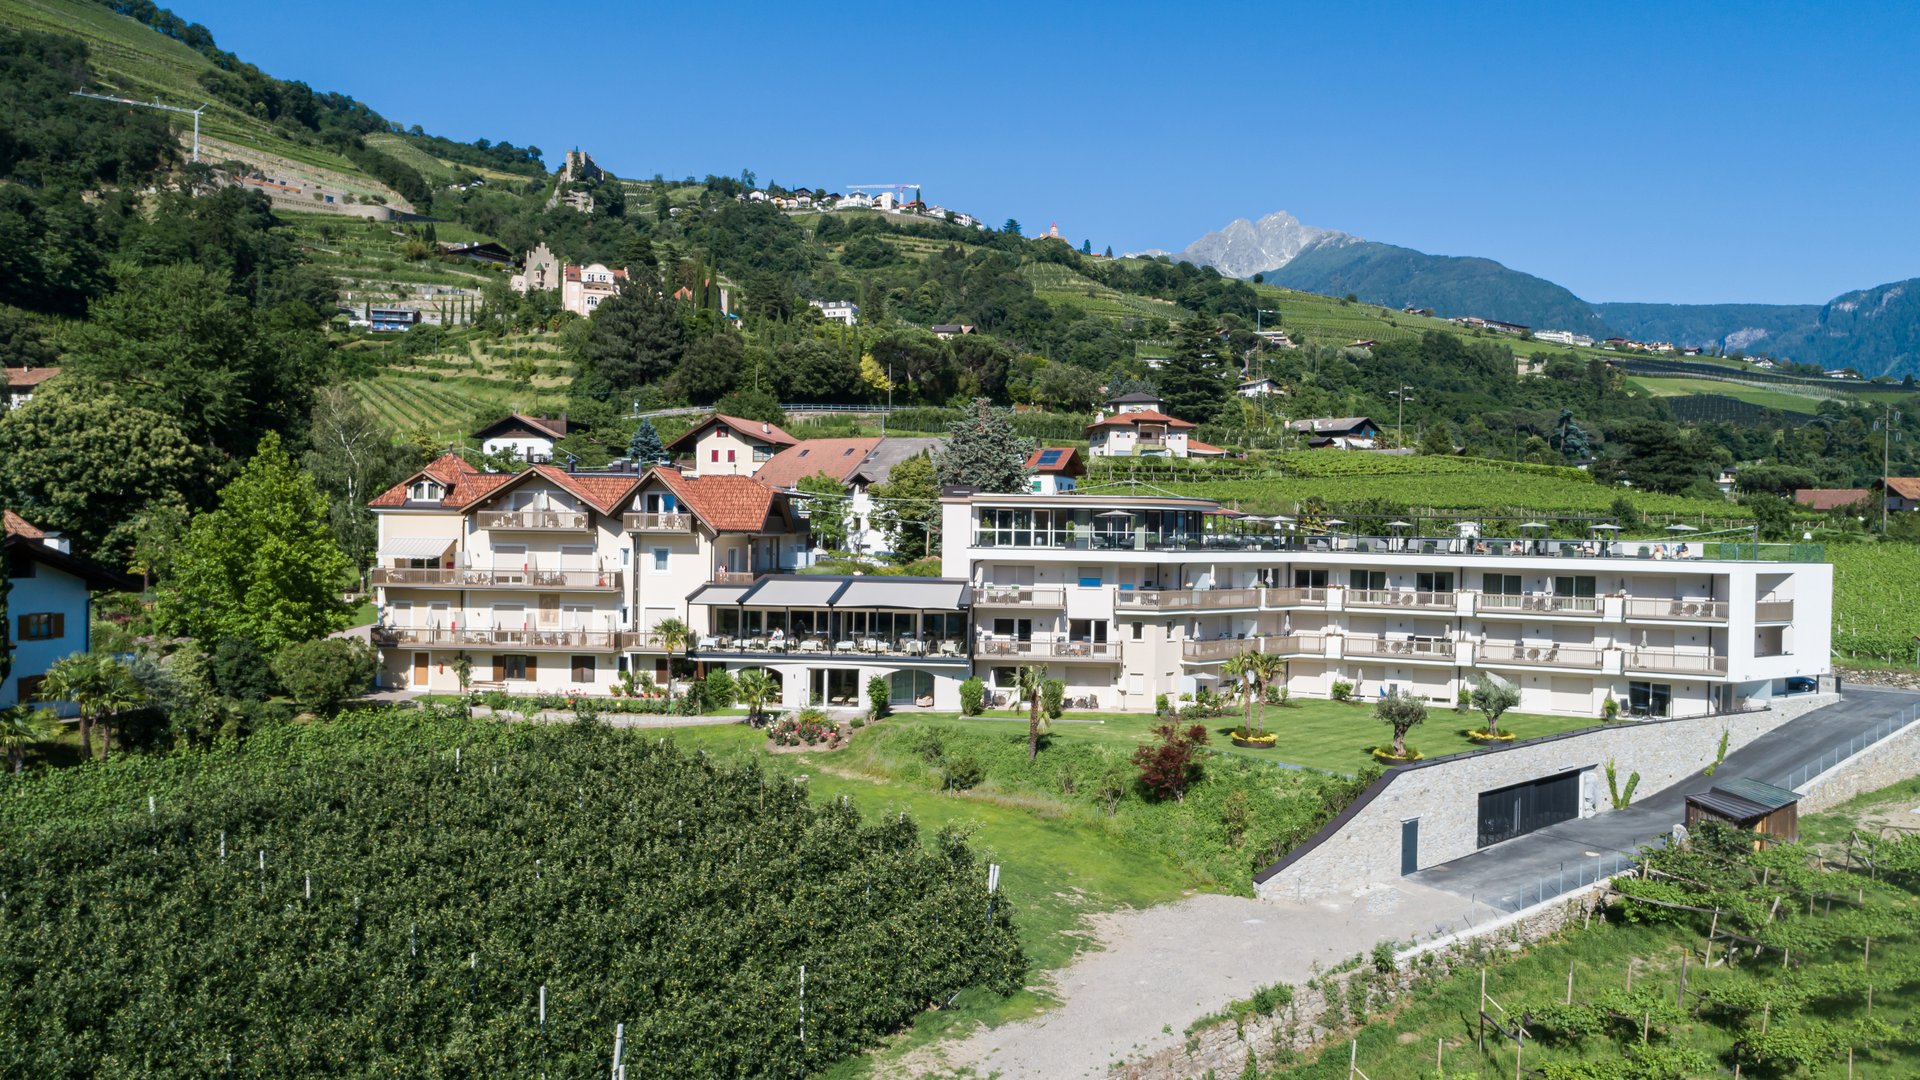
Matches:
[0,706,55,772]
[735,668,774,725]
[38,653,145,760]
[1248,651,1286,735]
[1017,664,1046,763]
[1222,652,1255,732]
[652,617,691,702]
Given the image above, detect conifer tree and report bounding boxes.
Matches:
[628,418,667,465]
[935,399,1035,493]
[1156,314,1227,423]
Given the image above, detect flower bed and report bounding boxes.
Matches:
[1466,728,1517,743]
[1230,729,1278,749]
[1370,745,1424,763]
[767,708,845,750]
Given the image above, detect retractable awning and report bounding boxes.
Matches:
[737,577,849,608]
[687,583,753,606]
[379,536,456,560]
[835,579,969,610]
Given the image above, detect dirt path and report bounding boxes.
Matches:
[894,883,1479,1079]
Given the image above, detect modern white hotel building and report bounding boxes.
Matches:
[370,459,1830,720]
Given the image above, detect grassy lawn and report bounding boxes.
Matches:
[1627,374,1835,412]
[910,700,1594,774]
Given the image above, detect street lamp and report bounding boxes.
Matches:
[1389,386,1415,448]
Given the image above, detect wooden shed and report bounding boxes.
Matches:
[1684,777,1802,845]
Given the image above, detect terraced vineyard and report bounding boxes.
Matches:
[347,333,572,437]
[1829,543,1920,665]
[1020,263,1189,322]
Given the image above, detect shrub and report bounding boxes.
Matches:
[1133,722,1209,802]
[1602,692,1620,722]
[1369,939,1396,973]
[867,675,890,721]
[1154,693,1171,717]
[1222,789,1250,847]
[1456,685,1471,712]
[959,677,986,716]
[701,669,737,710]
[1330,679,1355,702]
[1042,678,1064,720]
[1096,763,1130,815]
[943,755,983,790]
[270,638,377,718]
[768,708,841,748]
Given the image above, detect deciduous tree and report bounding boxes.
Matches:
[305,386,419,577]
[159,432,353,651]
[271,638,377,717]
[868,453,939,561]
[1377,689,1428,758]
[1132,722,1209,801]
[795,471,852,551]
[1470,675,1520,737]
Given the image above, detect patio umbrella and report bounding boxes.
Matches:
[1518,522,1548,530]
[1386,521,1412,529]
[1591,523,1623,531]
[1323,518,1347,527]
[1665,523,1699,532]
[1097,509,1133,517]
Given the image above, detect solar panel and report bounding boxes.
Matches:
[1037,449,1064,465]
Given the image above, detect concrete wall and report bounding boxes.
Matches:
[1256,693,1839,901]
[1797,713,1920,813]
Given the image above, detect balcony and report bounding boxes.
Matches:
[1623,597,1728,622]
[372,626,623,651]
[1624,649,1729,676]
[1754,599,1795,623]
[1265,632,1325,657]
[975,638,1120,661]
[974,585,1067,608]
[1473,593,1601,617]
[712,570,765,585]
[624,512,693,532]
[1261,586,1329,608]
[1343,635,1456,660]
[1182,637,1255,662]
[1346,589,1457,611]
[476,510,590,531]
[1115,586,1263,611]
[690,634,970,661]
[370,567,623,591]
[1478,642,1606,669]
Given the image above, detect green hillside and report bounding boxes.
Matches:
[1268,239,1607,337]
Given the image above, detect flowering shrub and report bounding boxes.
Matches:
[767,708,843,748]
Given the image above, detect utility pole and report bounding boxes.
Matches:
[1883,404,1901,534]
[1390,385,1414,448]
[70,91,207,161]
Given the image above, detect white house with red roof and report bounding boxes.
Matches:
[667,414,799,477]
[4,367,58,411]
[1086,390,1212,458]
[1026,446,1085,494]
[561,263,627,316]
[471,413,571,463]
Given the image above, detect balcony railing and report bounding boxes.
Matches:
[1754,600,1795,622]
[1261,586,1330,608]
[1182,638,1255,662]
[1115,587,1263,611]
[1264,632,1325,657]
[975,638,1119,661]
[372,626,623,650]
[1624,649,1729,675]
[1623,597,1728,621]
[1478,642,1606,669]
[1473,593,1601,616]
[712,570,766,585]
[1346,589,1457,611]
[370,567,623,591]
[476,510,590,531]
[974,585,1067,608]
[690,635,969,660]
[624,512,693,532]
[1343,635,1456,660]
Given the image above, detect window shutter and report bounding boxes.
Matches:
[492,656,504,681]
[524,655,537,678]
[51,613,63,639]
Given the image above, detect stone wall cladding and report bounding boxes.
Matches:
[1257,695,1838,901]
[1797,715,1920,813]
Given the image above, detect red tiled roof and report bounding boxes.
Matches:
[1185,440,1227,456]
[504,466,637,516]
[755,438,882,490]
[647,469,780,532]
[666,414,800,452]
[370,453,501,508]
[1025,446,1085,476]
[3,510,44,538]
[1793,488,1871,511]
[370,457,639,515]
[1085,409,1195,431]
[472,413,569,441]
[4,367,59,388]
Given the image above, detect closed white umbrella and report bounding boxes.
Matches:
[1665,523,1699,532]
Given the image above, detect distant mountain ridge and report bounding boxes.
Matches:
[1154,209,1920,376]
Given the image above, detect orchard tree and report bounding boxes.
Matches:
[159,432,353,651]
[936,399,1034,493]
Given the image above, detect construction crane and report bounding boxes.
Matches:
[70,91,208,161]
[845,183,923,205]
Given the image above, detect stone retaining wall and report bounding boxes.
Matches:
[1257,695,1837,900]
[1797,713,1920,813]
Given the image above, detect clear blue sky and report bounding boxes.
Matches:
[173,0,1920,305]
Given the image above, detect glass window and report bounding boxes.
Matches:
[1628,681,1671,718]
[17,613,60,640]
[1294,569,1328,589]
[1553,575,1597,598]
[1482,574,1522,595]
[651,548,669,572]
[1069,619,1108,643]
[1416,572,1454,593]
[501,655,530,680]
[1349,570,1386,591]
[1078,567,1102,587]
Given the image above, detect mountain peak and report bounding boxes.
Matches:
[1143,210,1357,278]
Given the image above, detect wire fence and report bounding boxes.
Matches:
[1781,703,1920,790]
[1499,850,1640,912]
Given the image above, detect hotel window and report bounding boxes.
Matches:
[17,613,62,641]
[1628,681,1671,718]
[1349,570,1386,591]
[1416,572,1454,593]
[1482,574,1522,596]
[1294,569,1328,589]
[1552,575,1596,598]
[499,655,531,680]
[651,548,670,573]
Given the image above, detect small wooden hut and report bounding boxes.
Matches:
[1684,777,1801,845]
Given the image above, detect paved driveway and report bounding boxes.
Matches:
[1411,688,1920,911]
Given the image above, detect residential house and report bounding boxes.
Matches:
[755,436,944,555]
[1402,306,1435,317]
[1236,378,1284,398]
[1289,417,1381,449]
[939,491,1829,720]
[1026,447,1084,494]
[1254,329,1295,349]
[368,306,419,333]
[2,512,136,712]
[4,367,58,411]
[1794,488,1871,512]
[808,300,860,325]
[1087,408,1194,458]
[1873,478,1920,512]
[1534,330,1577,346]
[668,414,799,477]
[510,243,561,294]
[1105,391,1165,415]
[562,263,627,317]
[930,323,975,339]
[472,414,571,463]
